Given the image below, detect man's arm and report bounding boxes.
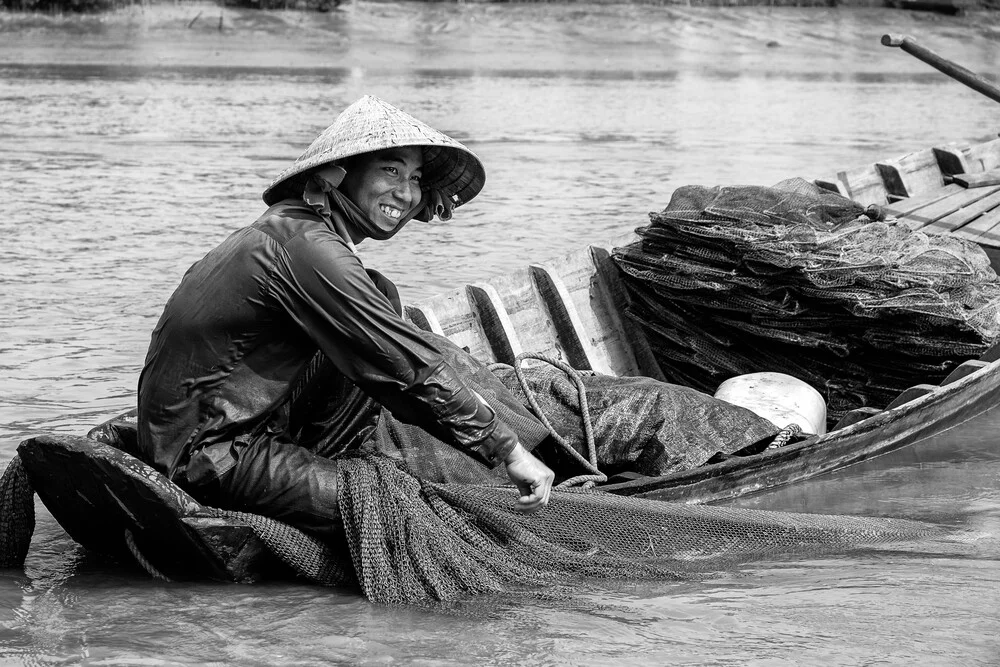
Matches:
[276,229,534,472]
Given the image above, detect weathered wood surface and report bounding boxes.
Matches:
[17,435,277,582]
[876,148,946,199]
[820,138,1000,256]
[404,231,650,379]
[952,170,1000,188]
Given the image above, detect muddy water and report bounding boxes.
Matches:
[1,3,999,664]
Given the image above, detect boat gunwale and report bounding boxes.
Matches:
[598,350,1000,501]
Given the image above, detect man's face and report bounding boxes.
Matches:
[339,147,424,240]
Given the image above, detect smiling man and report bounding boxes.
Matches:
[136,96,554,543]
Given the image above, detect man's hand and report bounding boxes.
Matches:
[503,442,554,513]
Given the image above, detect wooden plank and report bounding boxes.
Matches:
[941,360,990,385]
[952,170,1000,188]
[838,164,889,207]
[466,284,523,366]
[893,185,1000,231]
[969,213,1000,246]
[589,245,666,380]
[876,148,945,198]
[528,264,606,372]
[486,268,569,365]
[832,406,881,431]
[933,143,973,177]
[405,290,497,362]
[883,384,937,410]
[922,188,1000,235]
[541,246,639,377]
[404,304,445,336]
[960,138,1000,174]
[881,183,964,218]
[951,206,1000,244]
[814,177,849,197]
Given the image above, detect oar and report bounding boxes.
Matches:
[881,34,1000,104]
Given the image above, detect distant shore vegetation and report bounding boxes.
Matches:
[1,0,992,14]
[1,0,343,12]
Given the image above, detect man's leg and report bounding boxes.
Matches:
[196,430,343,543]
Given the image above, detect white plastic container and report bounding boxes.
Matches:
[713,372,827,436]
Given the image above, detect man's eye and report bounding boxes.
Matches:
[411,174,422,183]
[383,166,398,175]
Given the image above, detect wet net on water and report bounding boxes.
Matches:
[612,179,1000,426]
[315,454,941,606]
[0,439,944,607]
[285,455,942,604]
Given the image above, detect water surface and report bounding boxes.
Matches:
[1,3,999,664]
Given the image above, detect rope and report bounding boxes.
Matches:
[767,424,803,449]
[0,454,35,568]
[124,528,172,582]
[490,354,607,490]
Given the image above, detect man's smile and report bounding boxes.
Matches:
[379,204,403,220]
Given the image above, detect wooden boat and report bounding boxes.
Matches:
[14,136,1000,583]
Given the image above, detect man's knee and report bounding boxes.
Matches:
[209,435,344,542]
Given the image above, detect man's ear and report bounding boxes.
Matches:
[314,165,347,190]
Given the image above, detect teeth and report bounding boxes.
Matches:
[380,205,401,219]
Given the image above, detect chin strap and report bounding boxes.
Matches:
[303,165,456,244]
[303,175,358,254]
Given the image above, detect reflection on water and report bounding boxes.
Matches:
[2,2,1000,664]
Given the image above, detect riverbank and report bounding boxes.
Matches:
[1,0,996,18]
[2,0,995,73]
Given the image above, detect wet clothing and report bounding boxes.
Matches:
[137,199,519,535]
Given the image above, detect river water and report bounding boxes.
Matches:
[1,2,999,664]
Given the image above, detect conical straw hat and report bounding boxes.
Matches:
[263,95,486,209]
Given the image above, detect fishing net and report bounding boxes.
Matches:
[2,430,942,607]
[0,455,34,568]
[613,179,1000,426]
[329,454,939,605]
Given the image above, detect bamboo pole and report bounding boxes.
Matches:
[882,34,1000,105]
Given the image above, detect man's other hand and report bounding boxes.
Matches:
[503,443,554,513]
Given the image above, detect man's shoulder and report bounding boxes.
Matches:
[251,199,330,245]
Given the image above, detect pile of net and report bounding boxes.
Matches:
[612,179,1000,426]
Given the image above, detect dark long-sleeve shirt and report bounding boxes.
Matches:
[137,200,517,489]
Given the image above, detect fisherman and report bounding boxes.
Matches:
[136,95,555,543]
[136,95,781,544]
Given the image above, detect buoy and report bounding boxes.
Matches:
[714,372,827,436]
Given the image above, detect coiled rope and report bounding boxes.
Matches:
[490,354,607,489]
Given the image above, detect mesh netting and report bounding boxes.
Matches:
[0,456,34,568]
[0,440,946,607]
[331,454,938,605]
[613,179,1000,425]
